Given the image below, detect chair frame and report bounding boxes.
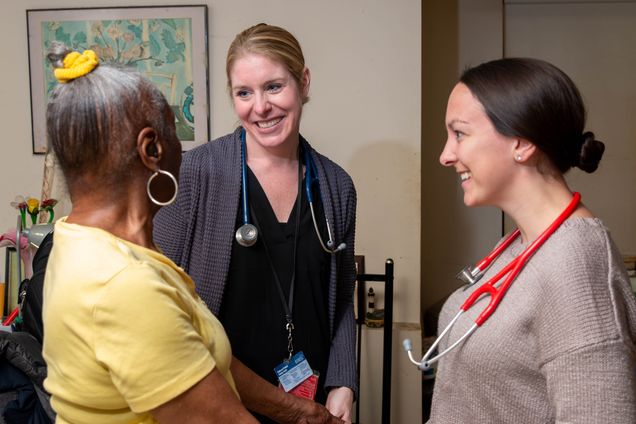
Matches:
[354,258,394,424]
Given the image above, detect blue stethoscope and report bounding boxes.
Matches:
[235,129,346,254]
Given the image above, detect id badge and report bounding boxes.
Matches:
[287,371,319,400]
[274,351,313,392]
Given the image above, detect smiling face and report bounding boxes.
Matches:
[439,83,518,208]
[229,53,308,154]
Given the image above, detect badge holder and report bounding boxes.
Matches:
[274,323,319,400]
[275,351,319,400]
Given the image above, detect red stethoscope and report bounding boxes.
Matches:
[404,192,581,370]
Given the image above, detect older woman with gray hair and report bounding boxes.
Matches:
[42,41,342,424]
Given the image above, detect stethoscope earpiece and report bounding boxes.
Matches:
[333,242,347,253]
[403,338,433,371]
[235,223,258,247]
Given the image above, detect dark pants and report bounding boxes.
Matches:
[0,361,51,424]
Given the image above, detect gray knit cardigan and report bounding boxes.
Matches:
[154,127,358,395]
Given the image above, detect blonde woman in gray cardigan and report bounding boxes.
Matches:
[155,24,356,423]
[432,58,636,423]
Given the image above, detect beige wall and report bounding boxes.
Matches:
[1,0,421,422]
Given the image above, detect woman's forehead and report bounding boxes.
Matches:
[446,83,488,126]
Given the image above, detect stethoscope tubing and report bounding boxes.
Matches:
[413,192,581,370]
[463,191,580,324]
[303,145,342,253]
[413,310,477,369]
[476,228,521,273]
[456,228,521,286]
[240,132,250,226]
[236,129,344,254]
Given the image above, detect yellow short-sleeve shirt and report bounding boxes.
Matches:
[43,219,237,424]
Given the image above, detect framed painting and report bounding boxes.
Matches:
[27,5,209,154]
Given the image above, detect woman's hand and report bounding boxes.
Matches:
[283,397,345,424]
[325,387,354,423]
[230,357,343,424]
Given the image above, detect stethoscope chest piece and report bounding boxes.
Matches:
[237,128,346,255]
[236,223,258,247]
[456,265,482,287]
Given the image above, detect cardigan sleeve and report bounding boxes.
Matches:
[323,161,359,398]
[153,150,198,270]
[155,130,244,314]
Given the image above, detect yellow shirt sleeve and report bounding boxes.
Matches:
[92,263,215,413]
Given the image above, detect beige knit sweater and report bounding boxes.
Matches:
[429,218,636,424]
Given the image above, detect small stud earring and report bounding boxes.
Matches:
[515,154,522,162]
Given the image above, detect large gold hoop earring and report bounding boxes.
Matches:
[147,169,178,206]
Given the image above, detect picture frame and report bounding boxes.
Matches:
[27,5,209,154]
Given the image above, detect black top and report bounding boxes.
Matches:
[219,166,331,420]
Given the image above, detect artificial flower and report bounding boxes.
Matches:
[41,198,58,223]
[26,198,40,225]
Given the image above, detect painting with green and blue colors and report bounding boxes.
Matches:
[41,18,196,140]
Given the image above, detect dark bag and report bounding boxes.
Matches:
[1,231,55,423]
[16,231,53,344]
[0,332,55,424]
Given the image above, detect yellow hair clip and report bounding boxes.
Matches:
[54,50,99,83]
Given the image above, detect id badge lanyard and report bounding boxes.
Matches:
[248,158,303,360]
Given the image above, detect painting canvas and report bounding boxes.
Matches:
[27,6,209,154]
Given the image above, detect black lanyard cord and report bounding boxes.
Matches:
[248,157,303,358]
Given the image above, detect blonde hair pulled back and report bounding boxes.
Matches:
[226,23,309,104]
